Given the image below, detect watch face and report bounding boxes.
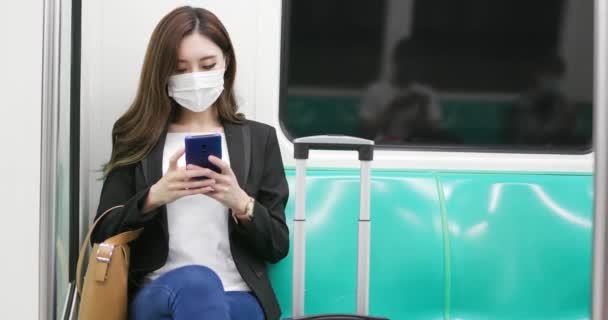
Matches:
[246,204,252,215]
[247,200,254,217]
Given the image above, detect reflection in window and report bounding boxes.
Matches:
[280,0,593,152]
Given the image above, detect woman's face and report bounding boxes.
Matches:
[175,33,226,74]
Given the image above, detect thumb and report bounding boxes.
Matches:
[168,147,185,171]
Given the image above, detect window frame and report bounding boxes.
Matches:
[277,0,593,156]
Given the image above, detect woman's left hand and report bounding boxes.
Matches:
[187,156,250,213]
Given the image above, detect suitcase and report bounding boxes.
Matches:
[285,135,388,320]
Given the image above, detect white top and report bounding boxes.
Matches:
[145,132,250,292]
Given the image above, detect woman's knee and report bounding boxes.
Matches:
[160,265,224,295]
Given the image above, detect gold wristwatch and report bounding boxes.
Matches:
[233,197,254,224]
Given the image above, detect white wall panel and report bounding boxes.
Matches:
[0,0,43,318]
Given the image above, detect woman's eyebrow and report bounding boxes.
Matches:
[177,55,216,63]
[199,55,216,61]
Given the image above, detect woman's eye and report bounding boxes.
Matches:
[176,69,187,74]
[202,63,216,70]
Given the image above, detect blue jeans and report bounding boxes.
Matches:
[130,265,264,320]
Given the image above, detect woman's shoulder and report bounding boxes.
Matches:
[241,119,277,136]
[238,120,283,152]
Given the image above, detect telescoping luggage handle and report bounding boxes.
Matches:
[294,135,374,161]
[291,135,375,319]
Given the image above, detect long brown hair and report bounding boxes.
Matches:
[103,6,243,176]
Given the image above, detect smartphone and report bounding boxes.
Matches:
[185,133,222,178]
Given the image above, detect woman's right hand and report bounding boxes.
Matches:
[142,147,216,213]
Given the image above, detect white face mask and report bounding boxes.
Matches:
[168,69,225,112]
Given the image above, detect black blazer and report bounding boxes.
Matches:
[91,119,289,320]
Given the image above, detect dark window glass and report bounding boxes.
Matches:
[280,0,593,152]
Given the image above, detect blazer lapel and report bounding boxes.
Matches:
[142,129,167,186]
[224,121,251,188]
[225,121,251,234]
[141,126,169,240]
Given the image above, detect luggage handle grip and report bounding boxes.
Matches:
[294,135,374,161]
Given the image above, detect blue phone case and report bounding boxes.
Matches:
[185,133,222,177]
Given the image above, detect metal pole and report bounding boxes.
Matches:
[356,160,372,315]
[591,0,608,318]
[40,0,62,318]
[292,159,307,317]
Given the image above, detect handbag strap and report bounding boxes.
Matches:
[76,205,143,295]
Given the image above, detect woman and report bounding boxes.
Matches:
[91,6,289,320]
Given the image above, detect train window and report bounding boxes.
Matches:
[279,0,593,153]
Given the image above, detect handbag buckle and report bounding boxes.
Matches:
[96,243,115,263]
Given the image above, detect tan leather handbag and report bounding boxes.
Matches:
[76,205,143,320]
